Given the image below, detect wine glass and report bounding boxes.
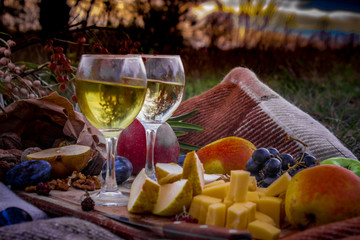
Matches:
[136,55,185,181]
[74,54,147,206]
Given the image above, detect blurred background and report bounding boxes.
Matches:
[0,0,359,158]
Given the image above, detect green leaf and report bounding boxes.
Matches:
[174,131,186,137]
[179,141,202,151]
[167,121,203,132]
[169,109,198,121]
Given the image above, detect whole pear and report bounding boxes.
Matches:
[117,119,180,174]
[285,164,360,228]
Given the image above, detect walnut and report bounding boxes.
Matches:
[72,179,95,191]
[21,147,42,162]
[0,132,22,150]
[48,179,70,191]
[25,185,37,193]
[0,150,17,163]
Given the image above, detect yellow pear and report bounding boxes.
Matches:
[153,179,193,216]
[156,163,183,184]
[26,144,91,179]
[182,151,205,196]
[128,168,160,214]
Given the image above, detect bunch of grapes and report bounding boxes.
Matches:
[246,147,318,188]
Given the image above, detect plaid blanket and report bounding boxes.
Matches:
[175,67,357,161]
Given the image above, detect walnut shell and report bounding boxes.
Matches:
[0,133,23,150]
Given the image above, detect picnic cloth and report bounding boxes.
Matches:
[175,67,358,161]
[0,182,48,221]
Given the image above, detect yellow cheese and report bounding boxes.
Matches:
[188,194,207,221]
[202,182,230,199]
[189,194,222,222]
[258,196,282,227]
[223,199,234,209]
[226,203,249,230]
[205,202,226,227]
[236,201,256,223]
[246,191,260,206]
[204,179,225,189]
[248,176,257,191]
[248,220,281,240]
[225,170,250,202]
[265,172,291,197]
[255,211,276,226]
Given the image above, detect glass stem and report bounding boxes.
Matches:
[144,124,161,181]
[104,136,118,191]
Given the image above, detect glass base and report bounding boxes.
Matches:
[89,189,129,207]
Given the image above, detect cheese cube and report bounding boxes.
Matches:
[199,195,222,224]
[225,170,250,202]
[246,191,260,206]
[255,211,276,226]
[265,172,291,197]
[248,220,281,240]
[226,203,249,230]
[204,180,225,189]
[205,202,226,227]
[188,195,206,221]
[202,182,230,199]
[248,176,257,191]
[258,196,282,227]
[236,201,256,223]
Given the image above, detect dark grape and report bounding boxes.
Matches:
[246,158,262,173]
[260,174,280,188]
[295,152,309,160]
[268,147,280,158]
[303,155,316,167]
[281,154,295,170]
[252,148,271,166]
[289,167,304,177]
[251,172,263,182]
[263,158,281,177]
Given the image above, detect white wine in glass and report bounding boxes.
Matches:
[75,54,147,206]
[136,55,185,180]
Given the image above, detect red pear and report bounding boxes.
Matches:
[117,119,180,174]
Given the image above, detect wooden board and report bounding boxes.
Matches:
[15,186,170,240]
[16,186,297,239]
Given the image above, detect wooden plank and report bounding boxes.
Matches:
[15,187,168,240]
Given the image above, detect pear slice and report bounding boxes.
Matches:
[128,168,160,213]
[182,151,205,196]
[156,163,183,185]
[152,179,193,216]
[26,144,91,179]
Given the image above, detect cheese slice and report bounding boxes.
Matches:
[248,220,281,240]
[205,202,226,227]
[258,196,282,227]
[265,172,291,197]
[226,203,249,230]
[201,182,230,199]
[225,170,250,202]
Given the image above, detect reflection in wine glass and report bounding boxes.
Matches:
[75,54,147,206]
[136,55,185,180]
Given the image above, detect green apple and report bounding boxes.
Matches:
[320,157,360,177]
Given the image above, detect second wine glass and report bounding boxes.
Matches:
[136,55,185,181]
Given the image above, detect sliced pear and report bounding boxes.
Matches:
[156,163,183,184]
[26,144,91,179]
[182,151,205,196]
[153,179,193,216]
[156,163,183,178]
[128,168,160,213]
[158,173,183,185]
